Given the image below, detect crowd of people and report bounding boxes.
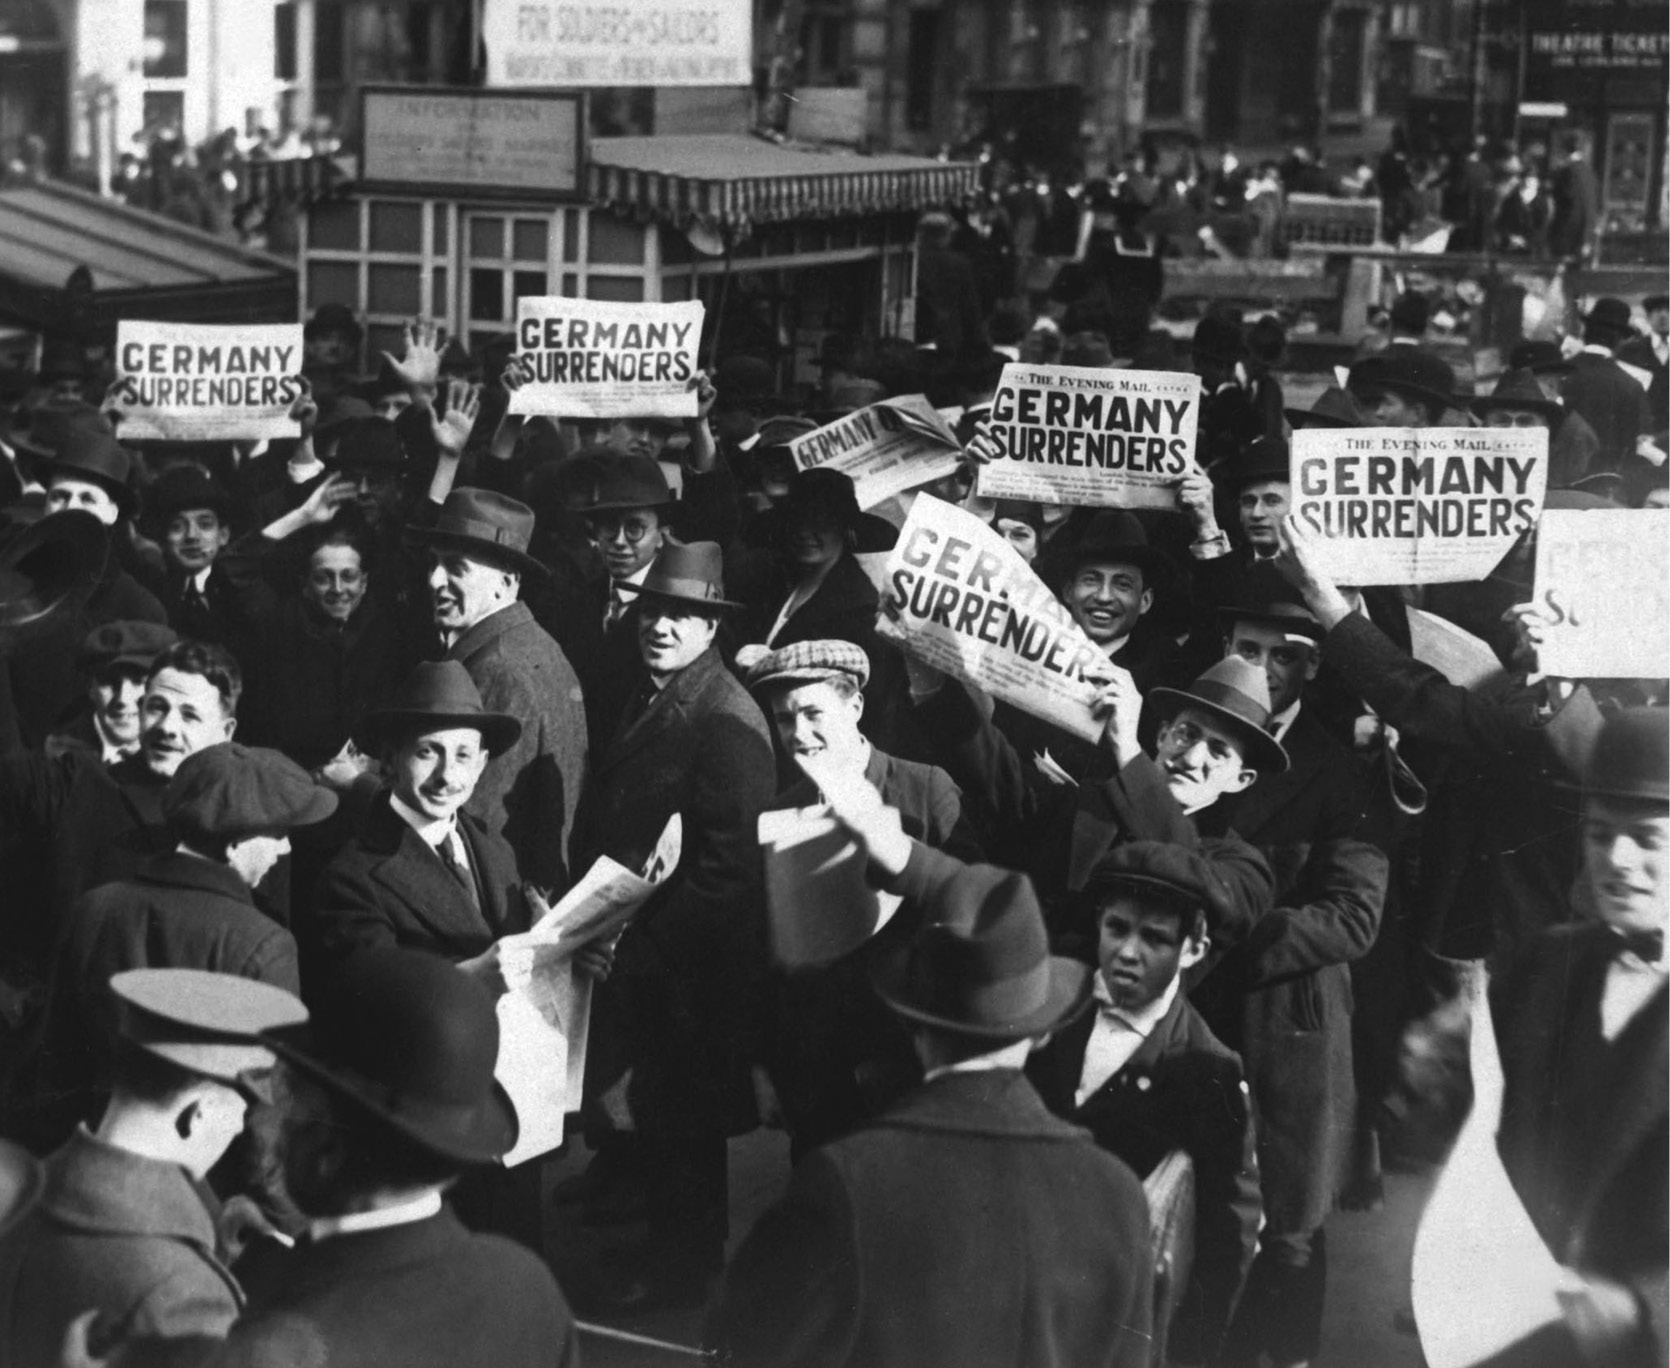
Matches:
[0,231,1664,1368]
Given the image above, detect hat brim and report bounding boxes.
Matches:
[1349,378,1455,414]
[1283,407,1357,430]
[50,468,137,519]
[266,1030,518,1167]
[0,509,109,632]
[406,527,550,581]
[1470,395,1563,424]
[748,666,868,693]
[577,495,675,515]
[870,953,1093,1042]
[617,582,744,613]
[1058,541,1173,584]
[1147,685,1291,773]
[1214,604,1325,643]
[356,708,523,756]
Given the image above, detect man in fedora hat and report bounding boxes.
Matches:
[1562,297,1659,479]
[1346,351,1460,429]
[168,948,580,1367]
[1486,707,1668,1368]
[1471,368,1591,487]
[1028,840,1262,1364]
[410,486,587,893]
[711,812,1153,1368]
[0,967,306,1364]
[570,538,775,1310]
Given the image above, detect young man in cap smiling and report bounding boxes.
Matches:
[712,808,1153,1368]
[0,967,305,1364]
[48,620,178,764]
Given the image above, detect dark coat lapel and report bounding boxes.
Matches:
[360,800,496,948]
[1572,971,1668,1238]
[1225,709,1331,842]
[595,647,719,776]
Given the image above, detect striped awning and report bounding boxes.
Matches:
[587,135,979,235]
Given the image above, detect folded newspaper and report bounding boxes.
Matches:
[789,394,964,510]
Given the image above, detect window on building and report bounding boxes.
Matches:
[801,2,849,83]
[274,2,297,81]
[1145,3,1187,120]
[142,0,188,79]
[906,9,941,132]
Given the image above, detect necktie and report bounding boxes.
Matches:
[439,830,480,914]
[182,580,209,617]
[1615,927,1665,964]
[604,588,627,630]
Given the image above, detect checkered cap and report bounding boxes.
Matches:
[741,638,870,692]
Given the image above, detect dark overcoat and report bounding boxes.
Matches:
[543,573,644,756]
[572,645,776,1137]
[1561,350,1652,473]
[710,1069,1154,1368]
[1030,989,1262,1362]
[445,601,588,893]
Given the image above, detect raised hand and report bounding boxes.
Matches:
[1089,663,1144,769]
[295,472,356,527]
[287,375,318,437]
[431,377,482,459]
[383,318,443,399]
[1175,463,1219,536]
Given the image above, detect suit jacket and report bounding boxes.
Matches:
[710,1070,1153,1368]
[1030,990,1261,1362]
[572,645,777,1136]
[1493,923,1667,1368]
[0,1128,240,1366]
[207,1208,578,1368]
[1562,350,1652,474]
[445,601,588,892]
[150,566,243,652]
[305,795,530,980]
[544,573,644,756]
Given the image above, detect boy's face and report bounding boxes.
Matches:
[165,507,230,574]
[1584,795,1669,942]
[1097,895,1208,1013]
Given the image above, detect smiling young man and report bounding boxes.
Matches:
[43,621,178,764]
[147,465,240,649]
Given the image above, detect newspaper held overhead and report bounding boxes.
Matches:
[1290,427,1547,585]
[508,297,705,420]
[495,815,682,1167]
[789,395,965,510]
[1533,509,1670,679]
[109,322,303,442]
[877,495,1107,744]
[973,363,1201,509]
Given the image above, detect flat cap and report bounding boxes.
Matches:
[741,638,871,692]
[78,620,178,676]
[1084,840,1237,932]
[162,742,338,842]
[112,968,307,1083]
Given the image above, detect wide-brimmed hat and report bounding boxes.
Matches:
[163,742,340,842]
[777,468,898,553]
[1284,385,1371,430]
[1216,562,1325,644]
[357,660,522,756]
[1347,351,1457,414]
[569,453,673,514]
[1218,435,1292,490]
[617,537,742,612]
[151,465,234,521]
[264,947,517,1166]
[1147,656,1290,774]
[408,488,547,579]
[1471,368,1564,424]
[0,508,108,632]
[872,862,1091,1041]
[1189,312,1247,366]
[1080,840,1237,933]
[112,967,307,1084]
[1507,340,1575,376]
[1058,508,1172,583]
[45,429,137,518]
[1583,297,1633,335]
[1566,707,1668,805]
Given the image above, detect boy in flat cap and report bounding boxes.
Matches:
[0,968,305,1364]
[46,621,178,765]
[1029,841,1261,1365]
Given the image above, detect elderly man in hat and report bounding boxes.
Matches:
[1562,297,1660,479]
[1029,840,1262,1365]
[0,967,305,1363]
[411,486,587,893]
[741,639,981,1155]
[569,538,776,1310]
[711,821,1153,1368]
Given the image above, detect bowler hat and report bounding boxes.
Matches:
[304,303,363,344]
[408,487,548,579]
[1147,656,1290,774]
[151,465,234,521]
[1217,562,1325,644]
[1471,368,1564,425]
[1190,312,1247,366]
[78,619,178,676]
[45,429,137,518]
[1347,351,1457,415]
[1058,508,1172,583]
[619,537,742,612]
[872,863,1091,1041]
[264,946,517,1166]
[324,415,405,471]
[163,742,339,842]
[112,967,308,1084]
[743,638,871,692]
[1575,707,1668,805]
[1508,340,1575,376]
[1284,385,1371,430]
[1219,435,1292,490]
[357,660,522,756]
[570,454,673,514]
[1082,840,1237,933]
[0,508,108,633]
[1583,297,1633,334]
[777,468,899,553]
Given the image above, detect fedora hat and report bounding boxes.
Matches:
[569,453,673,514]
[112,967,308,1085]
[45,429,137,518]
[0,508,108,634]
[1583,297,1633,334]
[357,660,522,756]
[1507,340,1575,376]
[777,468,899,553]
[1058,508,1172,583]
[264,946,517,1166]
[1217,562,1325,644]
[408,487,547,579]
[1573,707,1668,805]
[619,537,742,613]
[1284,385,1371,430]
[1347,351,1457,414]
[1148,655,1290,774]
[872,863,1091,1041]
[1471,368,1564,425]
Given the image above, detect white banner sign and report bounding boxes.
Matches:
[483,0,753,87]
[877,495,1107,743]
[508,297,704,420]
[1533,509,1670,678]
[790,395,964,510]
[1291,427,1547,584]
[973,363,1201,509]
[109,322,303,441]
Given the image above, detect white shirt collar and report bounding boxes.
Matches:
[388,791,457,848]
[1580,343,1614,357]
[612,562,652,591]
[994,344,1021,361]
[1268,698,1301,744]
[923,1039,1032,1082]
[309,1190,444,1243]
[738,431,762,452]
